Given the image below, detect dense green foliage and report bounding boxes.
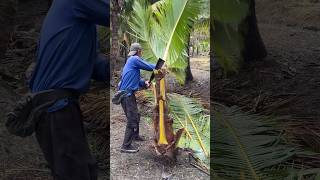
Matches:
[168,93,210,168]
[128,0,202,83]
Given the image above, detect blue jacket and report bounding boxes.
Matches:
[29,0,109,93]
[119,55,155,95]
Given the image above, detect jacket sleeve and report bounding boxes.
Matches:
[139,79,146,88]
[134,57,156,71]
[73,0,109,26]
[92,54,109,82]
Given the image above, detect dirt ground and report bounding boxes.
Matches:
[0,0,52,179]
[213,0,320,160]
[110,92,209,180]
[110,57,210,180]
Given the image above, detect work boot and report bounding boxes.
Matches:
[121,126,138,152]
[120,144,139,153]
[134,135,146,141]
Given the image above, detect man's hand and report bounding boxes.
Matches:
[145,81,151,88]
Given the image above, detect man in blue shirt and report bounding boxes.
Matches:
[118,43,155,153]
[28,0,109,179]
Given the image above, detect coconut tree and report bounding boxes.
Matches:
[127,0,207,162]
[212,0,266,74]
[127,0,202,83]
[110,0,122,71]
[112,0,161,70]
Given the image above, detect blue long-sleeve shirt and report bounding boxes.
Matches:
[119,55,155,95]
[29,0,109,93]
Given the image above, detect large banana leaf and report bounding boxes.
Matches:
[213,103,298,179]
[128,0,201,83]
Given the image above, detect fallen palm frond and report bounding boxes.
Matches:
[143,91,210,168]
[80,88,109,161]
[212,102,320,179]
[81,89,108,130]
[168,93,210,163]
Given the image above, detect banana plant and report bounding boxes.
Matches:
[127,0,202,83]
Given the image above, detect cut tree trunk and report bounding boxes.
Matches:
[152,69,184,159]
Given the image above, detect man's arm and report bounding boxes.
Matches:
[73,0,109,26]
[92,54,109,82]
[134,57,156,71]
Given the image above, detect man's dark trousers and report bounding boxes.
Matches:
[121,94,140,147]
[34,90,97,180]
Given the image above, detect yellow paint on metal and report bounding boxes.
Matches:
[158,99,168,145]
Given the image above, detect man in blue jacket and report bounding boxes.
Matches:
[118,43,155,153]
[29,0,109,179]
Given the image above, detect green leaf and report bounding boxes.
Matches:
[128,0,202,83]
[211,0,249,74]
[167,93,210,167]
[212,103,299,179]
[212,21,244,73]
[212,0,249,24]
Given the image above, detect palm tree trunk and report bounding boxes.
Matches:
[153,70,184,158]
[242,0,267,61]
[185,36,193,82]
[0,0,17,61]
[111,0,121,71]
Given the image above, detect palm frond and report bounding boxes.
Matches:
[127,0,160,62]
[167,93,210,167]
[285,168,320,180]
[128,0,202,83]
[212,103,299,179]
[212,21,244,73]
